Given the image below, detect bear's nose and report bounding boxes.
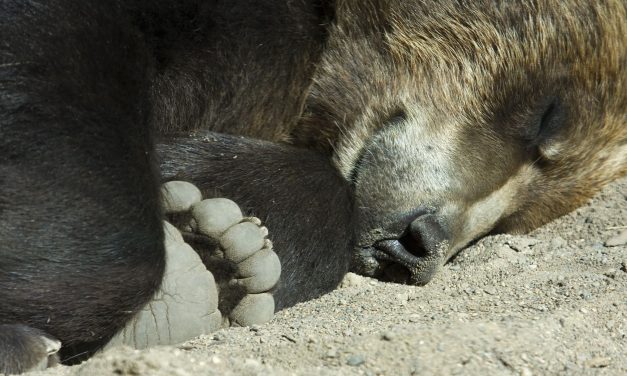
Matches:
[405,214,449,257]
[373,210,449,285]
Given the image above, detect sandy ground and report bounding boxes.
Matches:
[34,177,626,376]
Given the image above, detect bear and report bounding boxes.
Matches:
[0,0,353,373]
[136,0,627,356]
[1,0,626,373]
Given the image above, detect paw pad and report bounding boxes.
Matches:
[106,221,222,350]
[181,189,281,327]
[191,198,243,238]
[161,181,202,213]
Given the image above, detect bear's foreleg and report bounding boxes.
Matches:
[0,1,166,372]
[158,131,355,309]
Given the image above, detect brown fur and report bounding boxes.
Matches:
[293,0,626,279]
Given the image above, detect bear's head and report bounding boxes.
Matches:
[296,0,627,283]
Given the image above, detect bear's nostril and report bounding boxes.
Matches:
[398,230,426,257]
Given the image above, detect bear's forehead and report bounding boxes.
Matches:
[321,1,625,118]
[332,1,623,71]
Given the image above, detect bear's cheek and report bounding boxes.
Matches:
[453,164,539,247]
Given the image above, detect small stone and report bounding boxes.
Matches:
[340,273,366,288]
[550,236,567,249]
[281,334,297,343]
[396,293,409,305]
[580,291,592,300]
[244,358,261,368]
[483,286,497,295]
[584,356,611,368]
[506,237,538,252]
[381,332,395,341]
[605,230,627,247]
[603,269,617,279]
[520,367,533,376]
[347,354,366,366]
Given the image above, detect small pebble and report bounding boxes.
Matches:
[244,358,261,368]
[605,230,627,247]
[408,314,420,323]
[347,354,366,366]
[281,334,297,343]
[580,291,592,300]
[340,273,366,288]
[396,293,409,305]
[550,236,567,249]
[520,367,533,376]
[584,356,611,368]
[506,237,538,252]
[603,269,617,279]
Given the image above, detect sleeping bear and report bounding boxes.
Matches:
[1,0,625,373]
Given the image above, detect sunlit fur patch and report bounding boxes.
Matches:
[452,164,539,258]
[299,0,626,268]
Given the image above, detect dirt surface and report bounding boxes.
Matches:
[34,177,626,376]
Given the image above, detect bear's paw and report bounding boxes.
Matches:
[105,181,280,350]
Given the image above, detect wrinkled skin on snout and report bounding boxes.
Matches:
[296,0,627,284]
